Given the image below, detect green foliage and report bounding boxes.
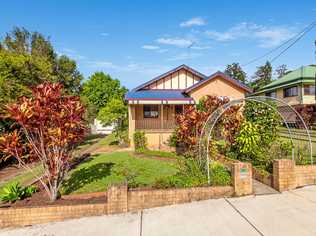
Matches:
[244,100,281,146]
[133,131,147,152]
[167,130,178,147]
[228,100,284,172]
[209,161,231,186]
[0,27,83,104]
[153,159,231,189]
[98,98,127,126]
[82,72,127,114]
[61,151,177,194]
[97,98,128,145]
[0,182,37,203]
[138,149,179,159]
[224,63,246,83]
[235,121,261,156]
[250,61,272,91]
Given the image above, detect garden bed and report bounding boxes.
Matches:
[0,188,106,209]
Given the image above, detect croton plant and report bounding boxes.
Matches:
[0,83,86,201]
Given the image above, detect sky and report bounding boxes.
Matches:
[1,0,316,89]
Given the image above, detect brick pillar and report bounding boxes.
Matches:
[273,159,296,192]
[107,185,128,214]
[232,162,252,196]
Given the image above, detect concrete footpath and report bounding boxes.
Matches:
[2,186,316,236]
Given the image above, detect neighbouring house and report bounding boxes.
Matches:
[90,119,114,135]
[252,65,316,124]
[125,64,252,150]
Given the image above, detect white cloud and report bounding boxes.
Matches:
[205,31,235,41]
[88,61,118,69]
[156,37,193,48]
[254,27,295,48]
[167,52,202,61]
[205,22,296,48]
[180,17,206,27]
[87,60,169,76]
[58,48,86,60]
[100,32,109,37]
[191,45,212,50]
[142,45,160,50]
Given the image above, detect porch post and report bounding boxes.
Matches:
[128,105,136,148]
[161,103,164,129]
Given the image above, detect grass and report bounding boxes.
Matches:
[0,165,43,195]
[60,151,178,195]
[0,134,110,194]
[137,149,179,159]
[98,133,119,146]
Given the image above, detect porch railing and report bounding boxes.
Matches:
[135,119,176,130]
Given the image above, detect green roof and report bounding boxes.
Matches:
[261,65,316,92]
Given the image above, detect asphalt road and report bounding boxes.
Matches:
[2,186,316,236]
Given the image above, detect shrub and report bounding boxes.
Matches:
[153,159,230,189]
[0,182,37,203]
[0,83,86,201]
[209,162,231,186]
[167,131,178,147]
[133,131,147,152]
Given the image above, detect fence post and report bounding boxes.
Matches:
[107,184,128,214]
[273,159,296,192]
[232,162,253,196]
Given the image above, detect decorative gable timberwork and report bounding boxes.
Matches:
[144,68,203,90]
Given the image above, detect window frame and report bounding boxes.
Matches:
[283,86,298,98]
[265,91,276,98]
[143,105,159,118]
[304,85,315,96]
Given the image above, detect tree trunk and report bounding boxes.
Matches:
[50,179,59,202]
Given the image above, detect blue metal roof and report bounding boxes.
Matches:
[125,90,192,100]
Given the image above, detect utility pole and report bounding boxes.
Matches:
[315,39,316,101]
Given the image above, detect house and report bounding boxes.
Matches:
[252,65,316,122]
[90,119,114,135]
[125,64,252,150]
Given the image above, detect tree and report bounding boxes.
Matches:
[0,27,83,99]
[0,83,86,201]
[98,98,128,144]
[251,61,272,91]
[82,72,128,114]
[224,63,247,83]
[175,96,243,156]
[275,64,288,79]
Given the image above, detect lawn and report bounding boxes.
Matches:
[0,134,110,194]
[0,165,43,195]
[61,151,178,195]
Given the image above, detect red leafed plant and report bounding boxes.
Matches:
[175,95,243,154]
[0,83,86,201]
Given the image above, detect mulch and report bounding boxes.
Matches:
[0,184,107,209]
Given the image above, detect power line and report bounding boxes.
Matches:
[270,22,316,63]
[242,21,316,67]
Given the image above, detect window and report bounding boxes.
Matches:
[265,91,276,98]
[304,85,315,95]
[175,105,183,115]
[283,86,298,97]
[143,105,159,118]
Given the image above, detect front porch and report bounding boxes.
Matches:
[128,103,190,149]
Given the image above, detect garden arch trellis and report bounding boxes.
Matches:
[198,96,313,184]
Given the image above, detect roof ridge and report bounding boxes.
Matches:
[132,64,207,91]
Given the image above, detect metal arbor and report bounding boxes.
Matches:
[198,96,312,184]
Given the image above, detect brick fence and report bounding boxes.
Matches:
[273,159,316,192]
[0,162,252,228]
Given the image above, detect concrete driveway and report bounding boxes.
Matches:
[2,186,316,236]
